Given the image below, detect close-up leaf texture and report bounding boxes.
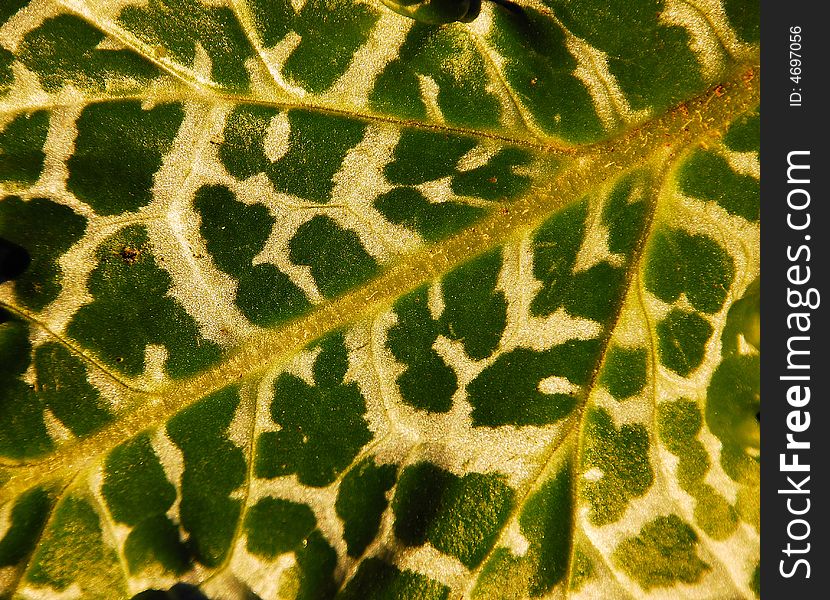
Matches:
[0,0,760,598]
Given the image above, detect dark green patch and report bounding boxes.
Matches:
[544,0,704,114]
[600,345,647,400]
[281,0,379,93]
[26,495,125,592]
[290,530,338,600]
[602,170,650,255]
[103,434,176,527]
[195,185,310,326]
[247,0,379,93]
[0,319,51,458]
[531,199,587,298]
[724,111,760,152]
[0,47,13,93]
[125,515,191,575]
[750,562,760,597]
[441,249,507,360]
[336,458,397,558]
[0,318,111,459]
[67,101,183,216]
[385,129,477,186]
[391,462,514,568]
[118,0,254,90]
[374,187,484,243]
[657,399,738,539]
[531,200,624,321]
[289,215,378,298]
[220,107,366,203]
[721,278,760,355]
[722,0,760,42]
[451,147,533,200]
[486,7,605,141]
[656,309,713,377]
[370,24,502,130]
[0,110,49,185]
[0,487,52,567]
[66,225,222,378]
[33,342,113,436]
[707,354,760,452]
[467,341,600,427]
[678,149,760,221]
[0,0,29,26]
[473,467,573,598]
[338,557,449,600]
[387,286,458,412]
[613,515,710,590]
[167,386,246,567]
[244,497,316,559]
[0,196,87,311]
[644,227,735,314]
[18,14,158,92]
[583,408,653,525]
[255,332,372,486]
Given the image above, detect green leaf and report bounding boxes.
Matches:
[0,1,759,598]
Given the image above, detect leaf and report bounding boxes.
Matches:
[0,1,759,598]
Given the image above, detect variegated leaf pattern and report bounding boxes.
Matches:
[0,0,760,598]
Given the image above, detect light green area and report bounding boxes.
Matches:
[656,309,713,376]
[658,399,738,539]
[66,225,223,378]
[26,495,127,596]
[583,408,653,525]
[335,458,398,558]
[67,101,184,216]
[721,278,760,354]
[256,332,372,486]
[707,355,760,458]
[339,557,449,600]
[167,386,246,567]
[0,196,87,311]
[613,515,710,590]
[392,462,514,568]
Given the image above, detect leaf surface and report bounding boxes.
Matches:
[0,1,760,598]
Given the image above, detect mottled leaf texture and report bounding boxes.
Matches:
[0,1,759,599]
